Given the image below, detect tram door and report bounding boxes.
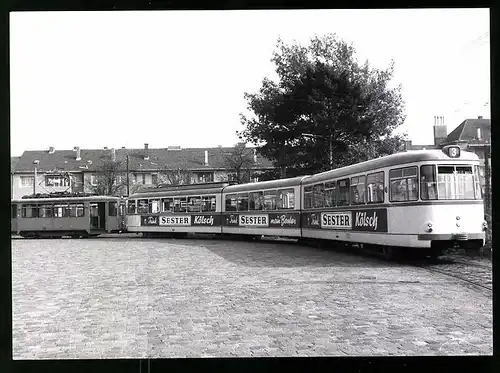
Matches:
[90,202,107,230]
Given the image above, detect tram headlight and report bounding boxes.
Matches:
[425,222,433,233]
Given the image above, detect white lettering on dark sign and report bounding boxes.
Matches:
[321,212,352,229]
[354,211,378,231]
[239,214,268,227]
[193,215,214,226]
[269,214,298,227]
[160,216,191,226]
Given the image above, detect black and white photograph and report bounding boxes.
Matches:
[9,8,491,361]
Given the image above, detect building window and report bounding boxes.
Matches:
[142,174,146,185]
[21,176,34,187]
[390,166,418,202]
[45,175,70,187]
[152,174,158,185]
[366,172,384,203]
[90,175,98,186]
[197,172,214,183]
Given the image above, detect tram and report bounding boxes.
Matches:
[11,193,124,238]
[125,182,229,238]
[299,145,486,259]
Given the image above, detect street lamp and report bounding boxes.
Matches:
[33,160,39,196]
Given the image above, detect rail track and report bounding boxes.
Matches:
[413,257,492,292]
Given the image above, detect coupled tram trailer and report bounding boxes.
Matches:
[11,193,125,238]
[125,146,486,259]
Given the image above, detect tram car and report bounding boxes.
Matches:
[221,176,308,239]
[11,193,124,238]
[125,182,229,237]
[299,145,486,259]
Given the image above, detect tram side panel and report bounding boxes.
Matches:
[221,183,302,238]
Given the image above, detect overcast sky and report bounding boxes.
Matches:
[10,9,490,156]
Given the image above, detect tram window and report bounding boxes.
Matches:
[367,172,384,203]
[201,196,216,212]
[324,182,337,207]
[312,184,324,208]
[128,200,137,214]
[187,196,201,212]
[54,204,68,218]
[148,199,160,213]
[76,203,85,217]
[161,198,173,212]
[11,204,17,218]
[39,204,53,218]
[68,204,77,217]
[304,186,313,209]
[390,166,418,202]
[174,197,187,212]
[137,199,149,214]
[249,191,264,211]
[350,176,367,205]
[22,204,38,218]
[264,190,277,210]
[63,204,71,217]
[225,194,237,211]
[420,165,438,200]
[337,179,350,206]
[237,193,249,211]
[474,166,483,199]
[436,165,476,200]
[109,202,118,216]
[277,188,295,209]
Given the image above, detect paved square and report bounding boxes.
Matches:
[12,237,492,358]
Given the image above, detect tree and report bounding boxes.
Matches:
[156,163,193,186]
[90,156,126,196]
[220,143,256,183]
[238,34,406,176]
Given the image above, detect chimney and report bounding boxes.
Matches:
[144,143,149,160]
[477,128,482,140]
[204,150,209,166]
[121,146,125,149]
[48,146,55,154]
[253,148,257,163]
[75,147,81,161]
[104,146,108,150]
[112,148,116,161]
[144,143,148,150]
[478,116,483,119]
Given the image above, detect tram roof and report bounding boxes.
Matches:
[12,195,121,203]
[222,176,310,193]
[302,149,480,185]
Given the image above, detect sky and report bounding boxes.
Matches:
[10,9,490,157]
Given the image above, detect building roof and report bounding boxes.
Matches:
[11,157,20,173]
[444,118,491,145]
[13,147,274,173]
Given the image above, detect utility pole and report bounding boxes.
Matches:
[126,155,130,196]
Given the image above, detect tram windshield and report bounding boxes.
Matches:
[420,164,482,200]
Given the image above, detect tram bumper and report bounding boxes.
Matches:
[418,233,485,250]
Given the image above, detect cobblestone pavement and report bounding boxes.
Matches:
[12,237,492,359]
